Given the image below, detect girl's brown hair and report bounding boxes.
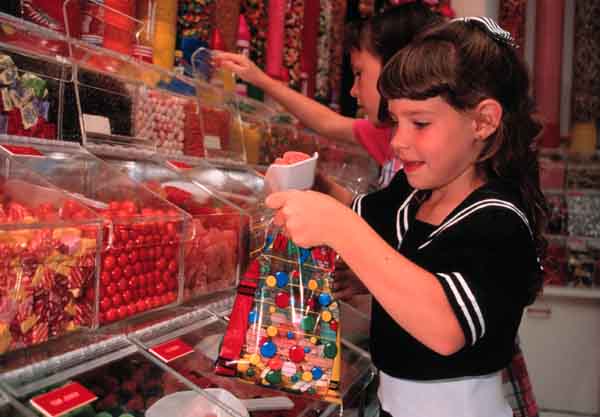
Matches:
[378,20,548,304]
[345,1,443,122]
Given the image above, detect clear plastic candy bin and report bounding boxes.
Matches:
[0,151,102,355]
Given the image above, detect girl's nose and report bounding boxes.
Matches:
[350,80,358,99]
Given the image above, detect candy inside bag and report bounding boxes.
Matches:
[216,223,341,403]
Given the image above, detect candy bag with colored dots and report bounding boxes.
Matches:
[216,222,341,403]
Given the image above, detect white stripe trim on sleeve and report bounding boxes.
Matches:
[437,273,477,345]
[452,272,485,339]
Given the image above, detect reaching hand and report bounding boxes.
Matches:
[214,52,268,86]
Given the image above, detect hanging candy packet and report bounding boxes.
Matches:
[216,221,341,403]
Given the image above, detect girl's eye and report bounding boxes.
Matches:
[413,121,430,129]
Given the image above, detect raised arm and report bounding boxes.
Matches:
[216,52,357,142]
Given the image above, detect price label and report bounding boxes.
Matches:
[167,160,193,170]
[0,144,44,157]
[149,338,194,363]
[30,382,97,417]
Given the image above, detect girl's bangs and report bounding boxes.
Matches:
[378,40,458,102]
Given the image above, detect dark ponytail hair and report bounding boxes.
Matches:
[345,1,443,123]
[378,20,548,304]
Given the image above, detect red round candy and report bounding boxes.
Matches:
[289,345,305,363]
[106,308,118,322]
[268,358,283,370]
[111,267,122,280]
[275,292,290,308]
[329,320,338,331]
[106,283,118,296]
[122,290,133,303]
[127,304,138,316]
[118,279,128,291]
[123,265,134,278]
[118,306,128,319]
[118,254,129,267]
[103,255,116,271]
[100,297,112,312]
[101,272,111,286]
[112,293,123,307]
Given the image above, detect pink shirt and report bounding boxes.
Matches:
[352,119,402,187]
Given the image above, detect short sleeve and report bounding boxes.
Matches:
[431,208,539,347]
[352,119,393,166]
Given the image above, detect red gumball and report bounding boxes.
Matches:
[112,293,123,307]
[103,255,116,271]
[100,297,112,312]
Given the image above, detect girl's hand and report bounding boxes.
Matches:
[214,52,268,86]
[265,190,353,248]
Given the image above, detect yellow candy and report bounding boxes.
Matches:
[267,326,278,337]
[250,354,261,365]
[308,279,318,290]
[269,306,276,313]
[310,336,318,345]
[237,360,250,373]
[302,371,313,382]
[321,311,332,322]
[266,275,277,287]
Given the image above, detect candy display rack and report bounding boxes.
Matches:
[105,155,247,302]
[0,151,102,355]
[0,138,190,326]
[130,302,375,417]
[229,95,275,166]
[0,13,80,142]
[540,148,600,295]
[0,334,212,417]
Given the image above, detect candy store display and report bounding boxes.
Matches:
[131,88,201,157]
[229,96,274,166]
[181,159,267,258]
[0,152,102,355]
[0,141,188,325]
[262,121,298,165]
[566,158,600,190]
[315,136,378,195]
[0,13,87,141]
[566,192,600,239]
[565,238,600,288]
[132,304,373,415]
[543,237,569,287]
[106,157,244,302]
[1,335,211,417]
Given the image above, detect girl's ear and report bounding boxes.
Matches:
[473,98,503,141]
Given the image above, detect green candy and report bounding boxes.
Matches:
[301,315,315,331]
[324,342,338,359]
[265,370,282,385]
[247,368,255,377]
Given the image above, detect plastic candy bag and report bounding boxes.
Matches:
[216,223,341,403]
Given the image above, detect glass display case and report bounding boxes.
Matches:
[0,12,80,142]
[228,96,274,166]
[131,306,375,417]
[315,135,379,195]
[196,81,246,162]
[180,159,269,259]
[0,139,189,326]
[0,151,102,355]
[0,335,207,417]
[105,156,246,302]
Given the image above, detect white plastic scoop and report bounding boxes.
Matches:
[264,152,318,194]
[145,389,294,417]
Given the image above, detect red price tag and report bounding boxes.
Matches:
[167,160,193,170]
[30,382,97,417]
[149,338,194,363]
[0,144,45,157]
